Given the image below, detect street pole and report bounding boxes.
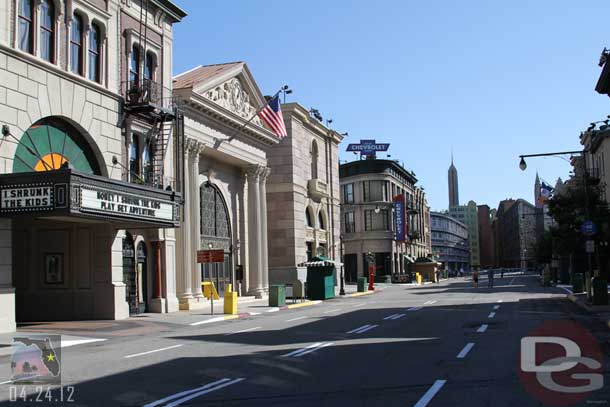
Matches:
[339,234,345,295]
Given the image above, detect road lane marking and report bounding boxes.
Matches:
[150,378,245,407]
[477,324,488,333]
[488,312,496,318]
[509,277,517,285]
[282,342,323,357]
[351,302,366,308]
[353,324,379,334]
[384,314,399,320]
[323,308,342,314]
[286,316,308,322]
[250,312,261,316]
[225,326,261,336]
[190,316,227,326]
[497,299,503,303]
[493,305,500,310]
[125,344,183,359]
[0,380,12,385]
[293,342,333,357]
[423,300,438,305]
[413,379,447,407]
[144,378,231,407]
[61,338,107,348]
[347,324,371,334]
[457,342,475,359]
[407,307,422,311]
[266,308,280,313]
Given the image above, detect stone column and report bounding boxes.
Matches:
[190,142,204,300]
[247,166,263,298]
[259,167,271,295]
[0,219,15,333]
[176,143,193,307]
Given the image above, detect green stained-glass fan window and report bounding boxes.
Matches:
[12,120,99,174]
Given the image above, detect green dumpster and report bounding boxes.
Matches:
[300,256,336,300]
[357,277,367,292]
[269,284,286,307]
[572,273,584,293]
[591,278,609,305]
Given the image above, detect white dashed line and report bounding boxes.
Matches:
[0,380,13,385]
[456,342,475,359]
[190,316,227,326]
[282,342,333,358]
[286,316,308,322]
[384,313,405,320]
[407,307,422,311]
[423,300,438,305]
[488,312,496,319]
[493,305,500,310]
[413,379,447,407]
[225,326,261,336]
[323,308,342,314]
[144,378,245,407]
[125,344,183,359]
[266,308,280,313]
[477,324,488,333]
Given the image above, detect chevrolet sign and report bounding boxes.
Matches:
[346,139,390,155]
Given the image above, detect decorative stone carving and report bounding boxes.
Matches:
[204,78,264,127]
[185,138,204,157]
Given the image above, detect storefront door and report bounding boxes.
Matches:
[122,233,138,314]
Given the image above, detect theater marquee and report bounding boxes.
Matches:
[0,170,180,227]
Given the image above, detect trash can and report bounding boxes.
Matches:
[357,277,367,292]
[269,284,286,307]
[224,284,237,315]
[572,273,584,293]
[591,277,609,305]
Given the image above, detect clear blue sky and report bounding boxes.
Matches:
[172,0,610,211]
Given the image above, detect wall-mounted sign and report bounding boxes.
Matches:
[197,249,224,263]
[80,186,174,222]
[0,185,53,212]
[346,139,390,156]
[393,194,406,242]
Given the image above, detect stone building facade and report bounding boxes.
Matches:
[339,158,431,283]
[0,0,186,333]
[265,104,342,290]
[431,211,469,272]
[477,204,495,268]
[172,62,279,303]
[495,198,536,269]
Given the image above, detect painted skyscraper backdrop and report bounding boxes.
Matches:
[448,155,459,208]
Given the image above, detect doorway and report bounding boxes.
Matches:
[122,233,138,314]
[136,242,148,313]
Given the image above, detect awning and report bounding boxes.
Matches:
[403,254,416,263]
[0,169,181,228]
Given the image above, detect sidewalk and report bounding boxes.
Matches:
[560,285,610,329]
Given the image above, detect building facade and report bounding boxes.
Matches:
[449,200,480,268]
[339,158,431,283]
[172,62,280,303]
[477,204,495,268]
[0,0,186,333]
[448,156,459,207]
[265,104,342,290]
[495,199,537,269]
[431,211,469,272]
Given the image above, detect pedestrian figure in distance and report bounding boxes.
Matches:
[487,268,494,288]
[472,269,479,288]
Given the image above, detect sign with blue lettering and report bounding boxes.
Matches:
[393,194,406,242]
[346,139,390,156]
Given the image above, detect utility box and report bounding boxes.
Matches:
[357,277,367,292]
[269,284,286,307]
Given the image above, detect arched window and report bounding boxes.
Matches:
[130,44,140,84]
[144,52,154,82]
[40,0,54,62]
[201,183,231,240]
[18,0,34,54]
[311,140,318,179]
[142,140,153,184]
[306,207,313,227]
[318,211,325,230]
[88,23,101,82]
[129,134,140,182]
[70,14,84,75]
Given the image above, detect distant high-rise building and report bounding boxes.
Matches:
[477,204,495,268]
[448,154,459,207]
[450,201,480,268]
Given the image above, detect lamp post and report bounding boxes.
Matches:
[339,234,345,295]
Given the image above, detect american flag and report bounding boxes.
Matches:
[258,94,287,139]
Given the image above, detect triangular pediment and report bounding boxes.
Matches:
[176,62,266,127]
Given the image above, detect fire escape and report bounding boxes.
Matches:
[119,0,184,195]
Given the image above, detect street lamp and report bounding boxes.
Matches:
[519,157,527,171]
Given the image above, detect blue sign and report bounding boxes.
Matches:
[581,220,597,236]
[393,194,406,242]
[346,139,390,156]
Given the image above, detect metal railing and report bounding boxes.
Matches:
[122,78,174,111]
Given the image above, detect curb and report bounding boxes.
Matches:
[347,290,376,297]
[281,300,322,310]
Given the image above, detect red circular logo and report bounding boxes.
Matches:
[517,320,604,406]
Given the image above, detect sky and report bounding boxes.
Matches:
[172,0,610,212]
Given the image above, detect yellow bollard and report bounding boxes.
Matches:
[224,283,237,315]
[416,273,422,285]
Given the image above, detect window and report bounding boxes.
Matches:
[129,134,140,182]
[142,139,153,184]
[364,209,389,231]
[305,208,313,227]
[345,211,355,233]
[363,180,388,202]
[40,0,54,62]
[70,14,83,75]
[130,45,140,84]
[18,0,34,53]
[311,140,318,179]
[306,242,313,261]
[88,23,101,82]
[343,183,354,204]
[144,52,154,81]
[318,211,325,230]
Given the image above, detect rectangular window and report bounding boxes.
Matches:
[70,15,83,75]
[364,209,389,231]
[363,180,387,202]
[345,211,355,233]
[18,0,33,54]
[343,183,354,204]
[88,25,101,82]
[40,0,54,62]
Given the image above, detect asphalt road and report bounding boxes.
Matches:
[1,273,609,407]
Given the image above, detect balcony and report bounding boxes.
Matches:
[308,178,328,202]
[122,79,174,118]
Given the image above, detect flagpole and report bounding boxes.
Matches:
[223,85,288,143]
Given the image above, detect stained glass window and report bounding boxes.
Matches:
[201,184,231,240]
